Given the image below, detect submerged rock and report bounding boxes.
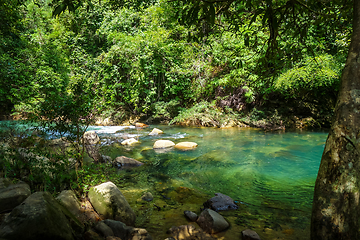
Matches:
[241,229,262,240]
[0,179,31,213]
[113,156,144,169]
[196,209,229,234]
[203,193,238,211]
[153,140,175,149]
[88,182,136,226]
[141,192,154,202]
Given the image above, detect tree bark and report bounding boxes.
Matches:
[311,1,360,239]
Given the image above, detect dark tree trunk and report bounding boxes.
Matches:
[311,1,360,239]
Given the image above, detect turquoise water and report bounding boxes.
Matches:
[88,125,327,239]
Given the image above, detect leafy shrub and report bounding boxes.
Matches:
[274,54,342,99]
[152,100,180,122]
[170,101,240,127]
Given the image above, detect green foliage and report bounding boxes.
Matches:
[170,101,240,127]
[274,54,342,98]
[152,100,180,122]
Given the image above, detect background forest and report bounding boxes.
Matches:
[0,0,351,128]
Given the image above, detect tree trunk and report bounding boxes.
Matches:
[311,1,360,239]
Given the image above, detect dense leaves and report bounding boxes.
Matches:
[0,0,350,124]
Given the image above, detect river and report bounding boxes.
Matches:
[87,124,327,240]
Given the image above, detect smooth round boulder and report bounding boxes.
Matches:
[153,140,175,149]
[88,182,136,226]
[196,209,229,234]
[149,128,163,136]
[174,142,198,150]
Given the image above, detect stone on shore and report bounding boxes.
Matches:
[0,192,76,240]
[196,209,229,234]
[184,210,198,222]
[56,190,82,219]
[153,140,175,149]
[0,179,31,213]
[88,182,136,226]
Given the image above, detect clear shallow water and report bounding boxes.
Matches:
[88,125,327,239]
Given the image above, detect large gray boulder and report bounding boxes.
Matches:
[83,131,102,163]
[0,191,75,240]
[88,182,136,226]
[0,178,31,213]
[56,190,82,220]
[196,209,229,234]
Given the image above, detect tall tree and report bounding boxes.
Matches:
[311,0,360,239]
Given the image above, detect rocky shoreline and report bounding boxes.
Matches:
[0,178,262,240]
